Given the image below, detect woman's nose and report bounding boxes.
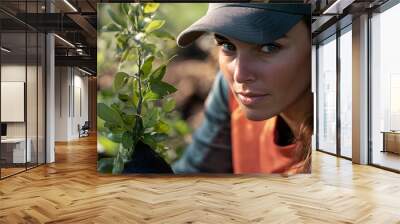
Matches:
[233,54,256,84]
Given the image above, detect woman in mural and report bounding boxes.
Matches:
[172,3,313,174]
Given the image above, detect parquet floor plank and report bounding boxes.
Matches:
[0,135,399,223]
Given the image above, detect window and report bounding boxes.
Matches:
[317,35,337,155]
[339,27,352,158]
[370,2,400,171]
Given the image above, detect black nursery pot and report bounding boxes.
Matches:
[122,141,174,174]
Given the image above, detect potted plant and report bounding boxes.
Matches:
[97,3,183,174]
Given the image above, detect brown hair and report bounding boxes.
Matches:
[285,17,313,175]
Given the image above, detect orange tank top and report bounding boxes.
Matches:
[229,90,302,174]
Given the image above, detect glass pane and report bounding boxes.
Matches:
[317,36,337,154]
[371,4,400,171]
[27,30,38,169]
[339,28,352,158]
[26,0,39,170]
[1,22,27,177]
[0,1,46,178]
[38,32,45,165]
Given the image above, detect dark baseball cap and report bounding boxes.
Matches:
[177,3,311,47]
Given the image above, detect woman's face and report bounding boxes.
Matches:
[216,21,311,121]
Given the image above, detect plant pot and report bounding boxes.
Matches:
[122,141,173,174]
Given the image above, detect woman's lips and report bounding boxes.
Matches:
[236,92,269,106]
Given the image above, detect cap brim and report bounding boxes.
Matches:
[177,6,303,47]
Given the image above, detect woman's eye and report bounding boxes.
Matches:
[260,44,280,54]
[222,43,236,52]
[216,41,236,52]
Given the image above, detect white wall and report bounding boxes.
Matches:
[1,65,26,141]
[72,72,89,138]
[1,82,25,122]
[55,66,69,141]
[1,65,29,138]
[54,67,89,141]
[1,63,46,164]
[1,65,26,81]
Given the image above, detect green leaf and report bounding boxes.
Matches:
[122,105,136,115]
[152,132,168,141]
[97,158,114,173]
[153,30,175,40]
[118,93,129,102]
[142,43,157,55]
[141,56,154,79]
[104,121,117,130]
[163,98,176,113]
[100,89,114,98]
[143,134,157,149]
[143,127,154,134]
[116,34,129,52]
[102,23,121,32]
[128,6,137,28]
[143,91,159,101]
[106,131,123,143]
[155,121,170,134]
[110,103,120,112]
[144,20,165,33]
[122,131,134,149]
[174,120,191,136]
[122,114,136,128]
[144,3,160,14]
[113,72,129,91]
[143,108,159,128]
[150,65,166,81]
[108,8,127,29]
[150,80,177,98]
[98,135,119,156]
[97,116,105,130]
[132,80,140,106]
[97,103,123,126]
[121,46,136,62]
[121,3,129,15]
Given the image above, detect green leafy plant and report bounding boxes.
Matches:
[97,3,187,174]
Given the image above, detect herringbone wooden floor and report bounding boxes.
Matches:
[1,135,400,224]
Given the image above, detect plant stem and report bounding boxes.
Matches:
[131,5,144,156]
[135,5,143,117]
[137,49,143,116]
